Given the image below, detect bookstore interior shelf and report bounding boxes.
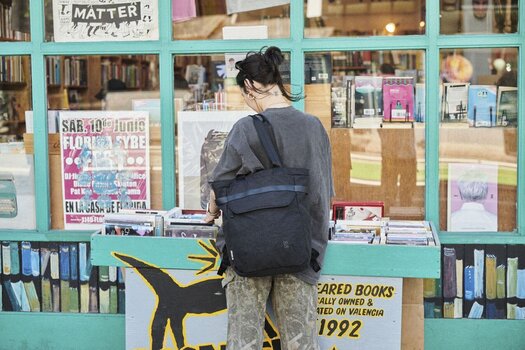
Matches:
[90,234,441,279]
[0,81,26,89]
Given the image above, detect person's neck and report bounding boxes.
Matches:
[256,85,290,112]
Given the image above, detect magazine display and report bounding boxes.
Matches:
[496,87,517,127]
[382,77,415,123]
[441,83,469,123]
[467,85,497,127]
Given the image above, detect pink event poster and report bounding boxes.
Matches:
[59,111,150,230]
[383,77,414,122]
[447,163,498,232]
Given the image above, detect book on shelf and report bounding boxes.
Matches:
[330,76,350,128]
[353,76,383,128]
[442,245,463,318]
[441,83,469,123]
[21,241,41,312]
[506,244,525,320]
[496,86,517,127]
[467,85,497,127]
[382,77,415,123]
[382,220,435,246]
[485,244,507,319]
[415,83,425,123]
[463,245,485,319]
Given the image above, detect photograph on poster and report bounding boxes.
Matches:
[59,111,150,230]
[52,0,159,42]
[447,163,498,232]
[177,111,251,209]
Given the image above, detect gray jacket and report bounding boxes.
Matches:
[210,106,334,285]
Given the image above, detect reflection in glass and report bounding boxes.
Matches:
[439,48,518,232]
[0,55,34,229]
[173,53,290,209]
[0,0,30,41]
[46,55,162,229]
[172,1,290,40]
[440,0,518,34]
[304,0,425,37]
[304,50,426,220]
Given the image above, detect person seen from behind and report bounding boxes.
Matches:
[204,46,333,350]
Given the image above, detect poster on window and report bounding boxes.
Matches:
[52,0,159,42]
[447,163,498,232]
[177,111,251,210]
[59,111,150,230]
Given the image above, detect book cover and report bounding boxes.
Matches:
[78,242,92,313]
[442,245,464,318]
[109,266,118,314]
[496,86,517,127]
[99,266,110,314]
[50,243,61,312]
[354,76,383,127]
[59,243,70,312]
[89,266,99,313]
[332,201,384,221]
[441,83,469,122]
[464,245,485,319]
[447,163,498,232]
[69,243,79,312]
[40,242,53,312]
[485,244,506,319]
[467,85,497,127]
[382,77,415,123]
[331,76,348,128]
[304,53,332,84]
[21,241,41,311]
[118,267,125,314]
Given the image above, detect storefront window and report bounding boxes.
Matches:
[440,0,519,34]
[304,50,426,220]
[439,47,518,232]
[0,55,34,229]
[173,1,290,40]
[174,52,290,209]
[47,55,161,230]
[0,0,30,42]
[304,0,425,37]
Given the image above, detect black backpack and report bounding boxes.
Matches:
[212,114,320,277]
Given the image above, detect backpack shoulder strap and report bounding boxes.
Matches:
[250,114,282,168]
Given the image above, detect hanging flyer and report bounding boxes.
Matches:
[59,111,150,230]
[52,0,159,42]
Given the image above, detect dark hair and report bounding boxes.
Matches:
[235,46,301,102]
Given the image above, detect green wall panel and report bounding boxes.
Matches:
[0,313,124,350]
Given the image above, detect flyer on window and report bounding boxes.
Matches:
[59,111,150,230]
[52,0,159,42]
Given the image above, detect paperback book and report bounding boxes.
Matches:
[441,83,469,123]
[467,85,497,127]
[496,87,517,127]
[353,76,383,128]
[382,77,415,123]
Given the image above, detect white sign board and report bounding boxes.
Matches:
[52,0,159,42]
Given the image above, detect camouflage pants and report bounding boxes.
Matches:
[223,267,320,350]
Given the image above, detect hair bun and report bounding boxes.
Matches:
[263,46,284,67]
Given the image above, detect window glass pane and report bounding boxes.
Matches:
[47,55,161,230]
[304,0,425,38]
[304,50,426,219]
[0,0,30,41]
[0,55,33,229]
[440,0,518,34]
[174,52,290,209]
[439,47,518,232]
[173,1,290,40]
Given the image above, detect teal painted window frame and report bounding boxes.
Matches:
[0,0,523,244]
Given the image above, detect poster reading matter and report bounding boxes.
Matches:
[52,0,159,42]
[59,111,150,230]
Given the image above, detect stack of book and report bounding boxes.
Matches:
[164,212,218,238]
[331,220,381,244]
[382,220,435,246]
